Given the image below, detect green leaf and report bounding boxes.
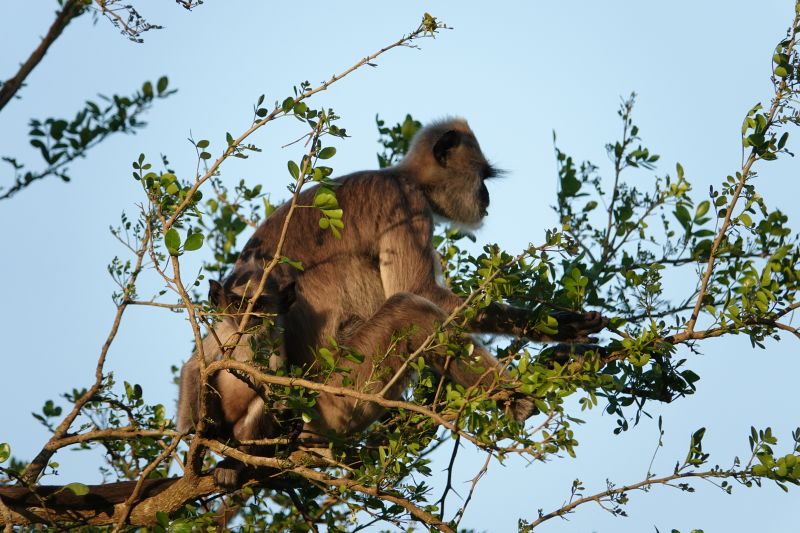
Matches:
[184,232,204,252]
[319,218,330,229]
[196,139,209,149]
[695,201,710,219]
[773,53,790,65]
[282,97,295,113]
[674,205,692,230]
[65,482,89,496]
[318,146,337,160]
[279,256,304,271]
[343,351,365,364]
[156,76,168,93]
[0,442,9,463]
[322,209,343,219]
[293,102,308,115]
[747,133,765,147]
[287,160,299,179]
[264,197,275,216]
[165,228,181,255]
[739,213,753,227]
[313,187,338,210]
[778,131,789,149]
[681,370,700,384]
[775,65,790,78]
[172,520,194,533]
[560,172,581,197]
[318,347,335,368]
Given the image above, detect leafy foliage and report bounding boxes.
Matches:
[2,6,800,533]
[1,77,175,201]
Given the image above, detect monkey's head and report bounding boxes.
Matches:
[399,118,500,225]
[208,279,295,328]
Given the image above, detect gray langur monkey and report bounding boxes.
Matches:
[177,118,608,488]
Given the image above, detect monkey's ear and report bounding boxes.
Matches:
[433,130,462,167]
[253,281,296,313]
[277,281,297,313]
[208,280,225,308]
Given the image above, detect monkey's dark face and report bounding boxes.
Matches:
[399,120,501,226]
[421,128,498,225]
[422,162,492,225]
[478,180,490,218]
[476,161,499,217]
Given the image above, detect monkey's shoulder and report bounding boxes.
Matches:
[325,168,430,214]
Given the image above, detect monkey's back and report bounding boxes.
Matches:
[226,169,435,368]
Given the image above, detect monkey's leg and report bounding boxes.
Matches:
[361,294,536,423]
[310,292,534,435]
[423,338,537,422]
[211,371,280,490]
[306,292,447,435]
[176,358,201,433]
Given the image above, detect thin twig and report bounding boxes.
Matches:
[452,451,492,529]
[436,434,461,519]
[111,433,185,532]
[529,468,745,528]
[680,9,800,338]
[286,489,320,533]
[163,19,442,232]
[20,224,152,485]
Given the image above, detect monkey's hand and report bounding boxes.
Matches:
[469,303,608,344]
[547,310,608,342]
[505,396,539,423]
[539,342,608,366]
[214,458,248,490]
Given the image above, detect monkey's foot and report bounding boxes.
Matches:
[213,458,247,490]
[507,397,538,422]
[541,342,607,365]
[550,310,609,342]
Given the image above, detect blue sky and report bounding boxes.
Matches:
[1,2,799,531]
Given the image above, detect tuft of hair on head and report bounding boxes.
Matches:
[400,117,472,165]
[481,160,505,180]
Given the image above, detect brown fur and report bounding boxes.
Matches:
[176,281,289,488]
[177,118,607,488]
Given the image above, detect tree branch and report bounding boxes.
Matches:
[0,1,83,113]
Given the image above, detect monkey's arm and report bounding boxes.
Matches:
[470,303,607,343]
[375,210,607,343]
[176,358,200,433]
